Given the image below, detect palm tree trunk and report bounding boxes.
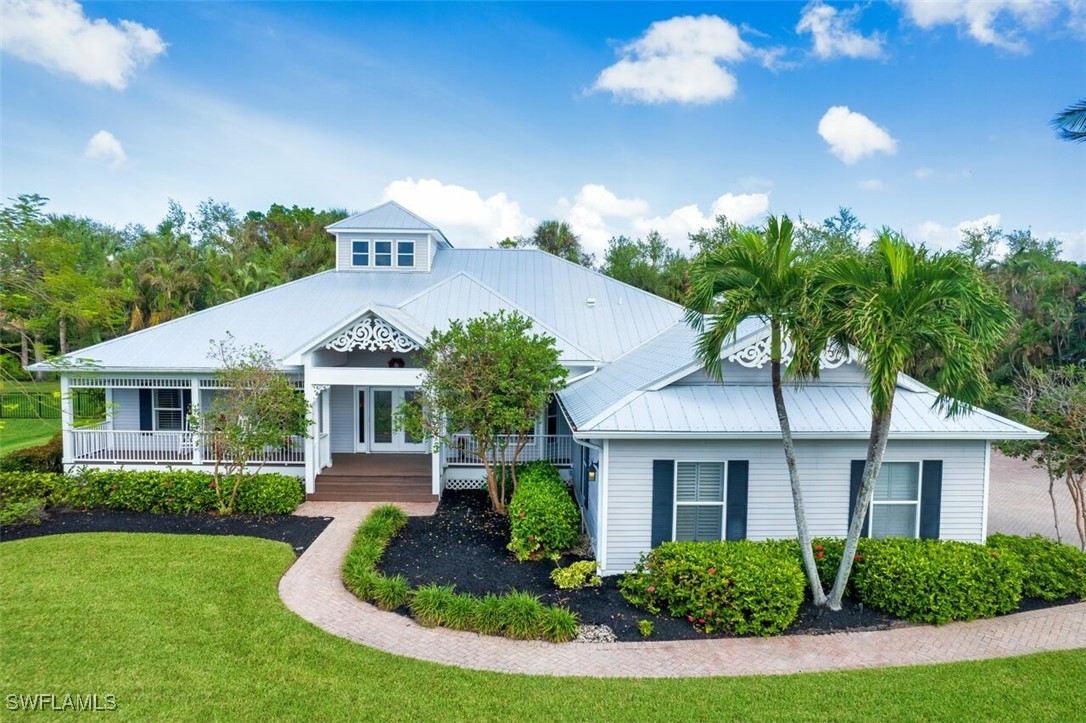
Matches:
[827,401,894,610]
[770,321,826,606]
[20,330,29,371]
[32,334,44,381]
[59,317,68,355]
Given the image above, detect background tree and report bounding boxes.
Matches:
[189,336,310,515]
[522,220,593,267]
[1052,98,1086,143]
[398,311,567,514]
[600,231,690,302]
[795,207,865,255]
[686,214,829,605]
[820,232,1013,609]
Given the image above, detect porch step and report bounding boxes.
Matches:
[308,474,437,503]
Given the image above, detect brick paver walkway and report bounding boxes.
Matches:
[282,501,1086,678]
[988,450,1080,541]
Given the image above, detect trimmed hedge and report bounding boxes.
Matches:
[618,540,806,637]
[811,537,1025,625]
[0,432,63,473]
[988,534,1086,601]
[507,461,579,561]
[0,468,304,517]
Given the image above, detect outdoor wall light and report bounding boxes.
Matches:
[587,463,597,482]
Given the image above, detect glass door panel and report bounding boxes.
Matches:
[372,389,394,448]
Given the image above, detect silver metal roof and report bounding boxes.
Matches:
[325,201,451,246]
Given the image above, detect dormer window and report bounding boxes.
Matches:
[374,240,393,267]
[351,240,369,267]
[397,240,415,267]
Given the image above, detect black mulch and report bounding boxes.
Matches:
[378,491,910,642]
[0,508,332,555]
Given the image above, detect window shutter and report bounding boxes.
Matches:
[849,460,870,538]
[725,460,749,541]
[651,460,675,547]
[919,460,943,539]
[139,389,153,431]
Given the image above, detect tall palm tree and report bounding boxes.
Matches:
[1052,98,1086,143]
[686,215,829,605]
[820,231,1013,610]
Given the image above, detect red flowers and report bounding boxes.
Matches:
[817,551,824,559]
[687,615,694,622]
[209,481,217,489]
[109,484,118,491]
[854,554,863,562]
[698,618,706,624]
[707,567,716,575]
[647,585,655,593]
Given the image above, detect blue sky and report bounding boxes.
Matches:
[2,1,1084,259]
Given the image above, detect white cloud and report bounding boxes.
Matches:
[382,178,535,246]
[563,184,650,256]
[858,179,885,191]
[632,192,770,245]
[914,167,935,180]
[913,213,1002,250]
[817,106,898,164]
[796,2,885,59]
[83,129,126,169]
[592,15,778,105]
[0,0,166,90]
[896,0,1060,52]
[1048,229,1086,262]
[739,176,775,191]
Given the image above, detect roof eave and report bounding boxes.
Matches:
[572,429,1047,441]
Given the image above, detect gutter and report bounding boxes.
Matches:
[569,430,1047,441]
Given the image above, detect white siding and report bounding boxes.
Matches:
[111,388,141,430]
[675,360,868,386]
[335,232,432,273]
[329,385,356,453]
[603,438,987,574]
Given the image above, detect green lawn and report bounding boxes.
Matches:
[1,534,1083,721]
[0,417,60,455]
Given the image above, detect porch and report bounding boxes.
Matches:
[310,453,435,502]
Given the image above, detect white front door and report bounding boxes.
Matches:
[358,387,425,453]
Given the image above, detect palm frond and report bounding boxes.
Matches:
[1052,98,1086,143]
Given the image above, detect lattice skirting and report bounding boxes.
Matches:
[443,477,488,491]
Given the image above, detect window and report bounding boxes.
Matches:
[870,462,920,538]
[351,240,369,267]
[153,389,185,431]
[397,240,415,267]
[674,462,724,542]
[374,240,393,267]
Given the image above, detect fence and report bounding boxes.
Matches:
[0,390,106,420]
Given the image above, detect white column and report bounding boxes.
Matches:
[191,377,202,465]
[60,375,74,465]
[431,443,441,497]
[304,386,320,494]
[104,387,114,430]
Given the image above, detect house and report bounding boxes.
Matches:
[33,201,1043,574]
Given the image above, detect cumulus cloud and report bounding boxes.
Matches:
[632,192,770,245]
[592,15,780,105]
[817,106,898,164]
[564,184,650,256]
[83,130,126,169]
[1048,229,1086,262]
[913,213,1002,250]
[0,0,166,89]
[895,0,1060,52]
[796,2,885,59]
[382,178,534,246]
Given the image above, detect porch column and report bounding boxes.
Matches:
[60,376,74,465]
[431,444,441,497]
[190,377,202,465]
[304,384,326,495]
[104,387,114,430]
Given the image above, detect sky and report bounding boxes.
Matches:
[2,1,1085,260]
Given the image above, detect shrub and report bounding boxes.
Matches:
[638,619,654,637]
[987,534,1086,601]
[0,432,63,473]
[474,594,506,636]
[0,498,46,526]
[497,591,547,640]
[619,540,806,637]
[550,560,601,590]
[342,505,409,609]
[411,584,457,627]
[507,462,579,561]
[538,605,579,643]
[0,471,63,507]
[371,574,411,611]
[444,593,482,632]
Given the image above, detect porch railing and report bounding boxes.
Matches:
[70,429,304,465]
[442,434,573,467]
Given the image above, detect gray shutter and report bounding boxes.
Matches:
[849,460,870,538]
[725,460,749,541]
[139,389,153,431]
[919,460,943,539]
[651,460,675,547]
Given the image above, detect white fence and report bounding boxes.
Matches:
[70,429,304,465]
[441,434,573,466]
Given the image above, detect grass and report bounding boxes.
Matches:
[0,417,60,455]
[0,379,60,393]
[2,534,1084,721]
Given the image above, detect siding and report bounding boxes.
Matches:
[335,232,432,273]
[330,385,356,453]
[675,360,868,386]
[111,388,141,430]
[603,438,987,574]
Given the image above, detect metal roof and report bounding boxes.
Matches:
[325,201,451,246]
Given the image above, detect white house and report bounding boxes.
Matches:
[33,201,1043,574]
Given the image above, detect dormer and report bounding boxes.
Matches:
[325,201,452,273]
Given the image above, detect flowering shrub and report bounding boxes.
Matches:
[506,462,579,561]
[618,540,805,636]
[987,534,1086,601]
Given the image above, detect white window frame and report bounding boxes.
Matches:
[672,460,727,542]
[866,460,922,539]
[351,240,369,267]
[373,239,393,267]
[153,389,185,431]
[396,240,415,268]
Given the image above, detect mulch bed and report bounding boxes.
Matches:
[0,509,332,555]
[378,491,909,642]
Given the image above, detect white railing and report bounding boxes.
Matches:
[442,434,573,466]
[70,429,304,465]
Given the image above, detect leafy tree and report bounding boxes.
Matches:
[796,207,865,255]
[1052,98,1086,143]
[0,194,50,375]
[686,215,829,605]
[523,220,593,267]
[189,335,310,515]
[1001,367,1086,550]
[600,231,689,302]
[398,311,567,514]
[819,232,1013,609]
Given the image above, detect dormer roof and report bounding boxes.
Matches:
[326,201,452,247]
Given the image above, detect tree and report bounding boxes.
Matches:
[1001,367,1086,550]
[686,215,829,606]
[189,336,310,515]
[600,231,689,302]
[1052,98,1086,143]
[819,231,1013,609]
[399,311,567,514]
[795,207,865,255]
[523,220,593,267]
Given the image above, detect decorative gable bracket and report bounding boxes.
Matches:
[324,317,420,354]
[727,332,854,370]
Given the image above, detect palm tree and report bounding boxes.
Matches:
[686,215,829,605]
[528,220,593,267]
[1052,98,1086,143]
[819,231,1013,610]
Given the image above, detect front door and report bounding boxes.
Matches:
[358,387,425,453]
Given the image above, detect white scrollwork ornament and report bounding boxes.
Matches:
[726,331,854,369]
[324,317,420,354]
